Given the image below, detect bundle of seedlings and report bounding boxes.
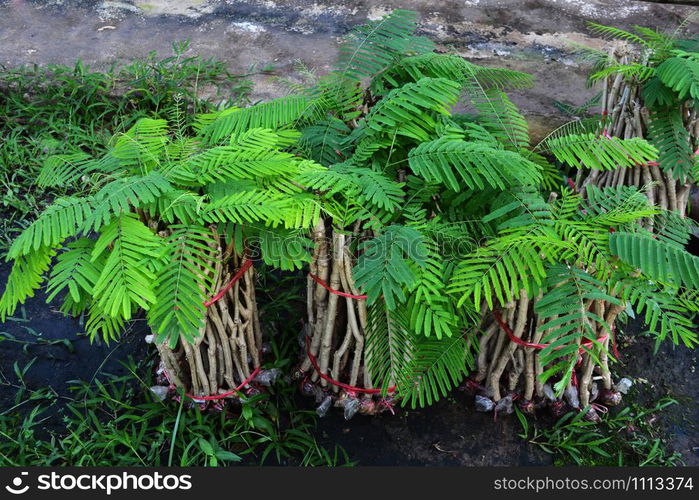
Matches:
[288,10,536,417]
[458,184,699,421]
[567,23,698,222]
[0,107,327,407]
[291,10,699,420]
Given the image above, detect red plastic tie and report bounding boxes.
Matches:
[304,335,395,394]
[309,273,367,300]
[591,402,608,414]
[610,324,620,359]
[163,365,261,402]
[204,259,253,307]
[494,311,609,352]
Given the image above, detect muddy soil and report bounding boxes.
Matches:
[0,262,149,428]
[617,319,699,465]
[1,256,696,465]
[308,320,699,466]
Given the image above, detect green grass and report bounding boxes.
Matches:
[515,398,684,466]
[0,356,353,467]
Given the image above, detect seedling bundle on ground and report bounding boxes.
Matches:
[0,11,697,426]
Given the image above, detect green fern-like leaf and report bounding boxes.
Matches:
[187,145,303,185]
[647,107,693,179]
[465,88,530,149]
[0,246,56,321]
[87,172,172,231]
[622,279,698,349]
[362,77,461,141]
[544,133,658,170]
[90,214,163,319]
[363,300,470,408]
[8,197,93,259]
[398,330,471,408]
[450,230,567,309]
[46,238,103,307]
[373,53,533,93]
[37,153,116,188]
[111,118,170,171]
[148,224,215,347]
[535,265,620,395]
[609,231,699,289]
[336,9,433,83]
[408,137,542,191]
[353,225,428,310]
[656,52,699,100]
[200,190,291,226]
[198,96,313,144]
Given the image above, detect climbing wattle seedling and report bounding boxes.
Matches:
[0,108,325,401]
[292,10,699,420]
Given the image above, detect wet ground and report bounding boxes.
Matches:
[1,258,696,466]
[0,262,149,425]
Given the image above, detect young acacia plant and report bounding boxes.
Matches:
[566,22,698,221]
[0,103,326,402]
[291,10,699,421]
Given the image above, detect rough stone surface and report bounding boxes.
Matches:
[0,0,695,141]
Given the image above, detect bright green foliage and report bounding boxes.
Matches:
[535,265,620,393]
[148,225,215,345]
[647,108,693,180]
[90,214,162,319]
[544,134,658,171]
[335,9,434,83]
[353,225,428,310]
[656,51,699,100]
[610,231,699,289]
[45,238,103,314]
[408,138,542,191]
[0,110,326,344]
[0,247,55,321]
[198,96,313,145]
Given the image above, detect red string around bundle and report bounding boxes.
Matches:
[304,335,396,395]
[494,311,609,352]
[309,273,367,300]
[204,259,253,307]
[160,257,259,401]
[163,365,261,402]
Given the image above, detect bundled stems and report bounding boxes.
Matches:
[473,290,626,420]
[154,229,263,402]
[300,219,389,416]
[575,43,696,219]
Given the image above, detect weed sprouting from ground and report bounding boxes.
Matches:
[515,398,683,466]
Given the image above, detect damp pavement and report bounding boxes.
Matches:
[0,0,696,143]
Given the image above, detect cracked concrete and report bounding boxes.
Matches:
[0,0,696,140]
